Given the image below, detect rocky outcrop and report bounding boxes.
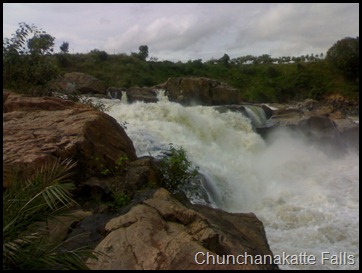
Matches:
[76,156,162,211]
[3,91,137,187]
[126,87,158,103]
[53,72,107,95]
[86,188,278,270]
[256,103,359,153]
[164,77,243,106]
[322,94,359,116]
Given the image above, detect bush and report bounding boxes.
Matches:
[3,22,59,94]
[159,144,199,194]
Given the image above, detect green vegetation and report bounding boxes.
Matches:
[90,154,129,177]
[3,22,59,95]
[52,40,359,102]
[3,22,359,103]
[87,154,132,210]
[3,159,94,270]
[159,144,199,194]
[326,37,359,81]
[51,90,110,112]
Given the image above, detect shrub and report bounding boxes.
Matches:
[159,144,199,194]
[3,22,59,94]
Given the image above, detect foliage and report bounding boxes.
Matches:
[138,45,149,61]
[51,44,358,102]
[60,41,69,54]
[89,154,131,209]
[159,144,199,194]
[3,24,358,103]
[27,33,55,55]
[90,49,108,62]
[91,154,129,177]
[3,22,59,93]
[326,36,359,80]
[3,159,94,270]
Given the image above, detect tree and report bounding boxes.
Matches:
[89,49,108,61]
[219,53,230,66]
[3,22,58,92]
[60,41,69,54]
[326,37,359,80]
[28,33,55,55]
[138,45,149,61]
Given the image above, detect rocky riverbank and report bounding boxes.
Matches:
[3,90,279,270]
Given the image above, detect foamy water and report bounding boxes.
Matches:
[90,93,359,269]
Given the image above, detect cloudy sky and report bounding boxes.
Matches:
[3,3,359,62]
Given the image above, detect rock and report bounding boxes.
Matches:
[73,156,162,213]
[107,87,126,100]
[126,87,158,103]
[124,156,161,194]
[268,108,304,128]
[3,91,137,187]
[33,210,92,245]
[323,94,359,116]
[296,98,320,112]
[256,102,359,155]
[298,115,338,140]
[164,77,243,106]
[54,72,107,95]
[86,188,278,270]
[60,212,116,252]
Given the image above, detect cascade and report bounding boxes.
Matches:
[89,95,359,270]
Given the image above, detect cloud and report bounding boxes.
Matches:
[3,3,359,61]
[232,3,359,57]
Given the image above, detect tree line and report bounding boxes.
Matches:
[3,22,359,102]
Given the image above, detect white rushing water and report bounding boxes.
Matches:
[91,93,359,270]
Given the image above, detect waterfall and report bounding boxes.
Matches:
[88,96,359,270]
[120,91,128,104]
[244,105,267,128]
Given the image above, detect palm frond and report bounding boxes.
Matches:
[2,158,94,270]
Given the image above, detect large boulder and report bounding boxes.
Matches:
[126,87,158,103]
[86,188,278,270]
[256,104,359,153]
[164,77,243,106]
[3,91,137,187]
[55,72,107,95]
